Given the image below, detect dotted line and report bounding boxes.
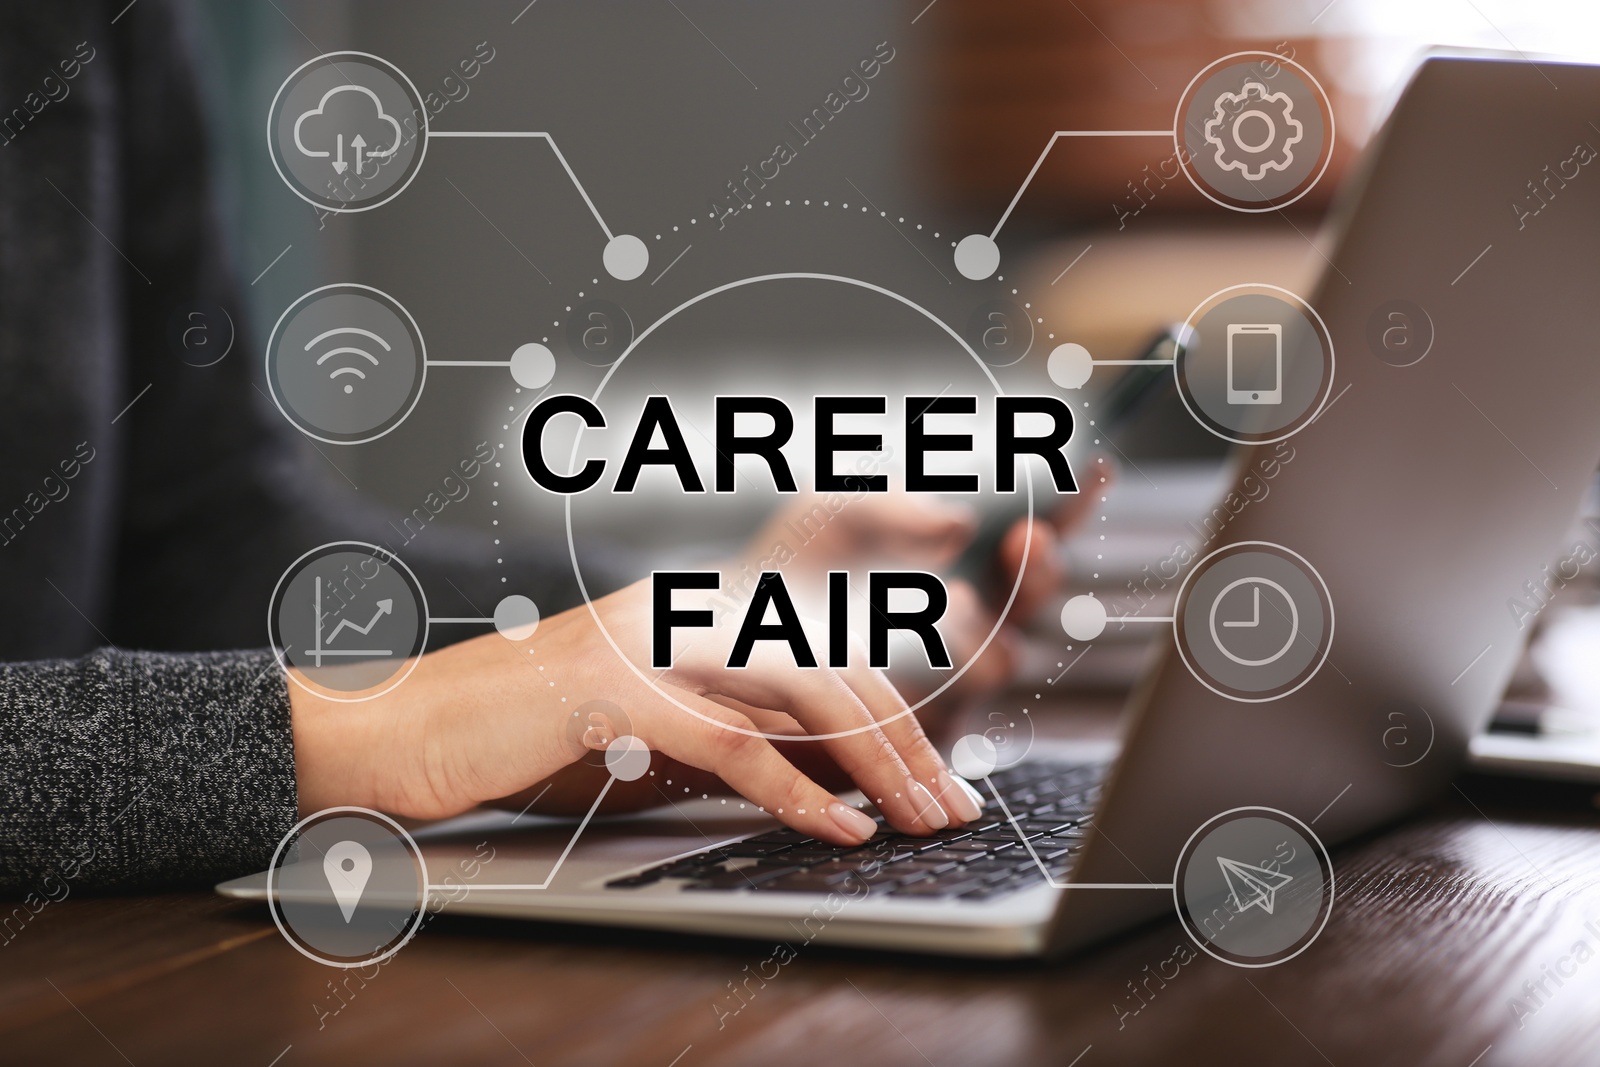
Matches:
[502,198,1119,782]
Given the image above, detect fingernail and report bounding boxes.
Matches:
[954,777,987,819]
[943,775,985,822]
[829,802,879,842]
[907,780,950,829]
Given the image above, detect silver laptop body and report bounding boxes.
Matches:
[221,53,1600,959]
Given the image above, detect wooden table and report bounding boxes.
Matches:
[4,758,1599,1066]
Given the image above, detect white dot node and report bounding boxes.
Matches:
[954,234,1000,280]
[603,234,649,280]
[952,734,999,779]
[1060,595,1108,641]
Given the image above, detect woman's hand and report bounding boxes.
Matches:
[738,476,1110,729]
[288,577,985,847]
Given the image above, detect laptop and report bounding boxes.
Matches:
[221,53,1600,959]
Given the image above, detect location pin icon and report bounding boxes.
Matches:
[323,840,373,923]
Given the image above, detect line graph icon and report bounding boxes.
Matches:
[270,543,427,698]
[271,541,545,702]
[267,284,425,445]
[308,577,392,666]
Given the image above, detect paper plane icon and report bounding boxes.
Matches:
[1216,856,1295,915]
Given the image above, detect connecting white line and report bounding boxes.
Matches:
[991,130,1174,239]
[1451,243,1493,286]
[1312,783,1351,825]
[429,131,615,240]
[1110,615,1174,624]
[424,361,509,368]
[109,382,153,425]
[428,616,495,624]
[1050,244,1093,285]
[981,777,1172,890]
[251,243,293,286]
[426,776,614,892]
[651,243,693,286]
[1451,644,1493,686]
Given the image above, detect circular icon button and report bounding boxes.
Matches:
[1174,541,1332,702]
[1174,284,1334,445]
[267,284,426,444]
[269,52,427,212]
[269,542,428,701]
[1174,52,1335,212]
[269,808,427,968]
[1174,807,1334,967]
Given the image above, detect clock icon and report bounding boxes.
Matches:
[1174,542,1332,702]
[1207,577,1299,667]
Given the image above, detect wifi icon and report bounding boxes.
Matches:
[307,326,391,394]
[269,284,426,445]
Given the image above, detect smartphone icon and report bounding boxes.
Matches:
[1227,323,1282,405]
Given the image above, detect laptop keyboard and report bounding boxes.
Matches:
[604,759,1107,902]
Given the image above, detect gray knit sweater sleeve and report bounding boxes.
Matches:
[0,650,298,894]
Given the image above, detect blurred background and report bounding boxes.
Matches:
[196,0,1600,492]
[192,0,1600,700]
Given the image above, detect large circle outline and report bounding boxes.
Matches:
[267,51,430,214]
[265,283,429,445]
[1172,540,1334,703]
[1174,283,1335,446]
[1173,51,1336,214]
[268,540,430,703]
[561,272,1035,742]
[267,806,429,969]
[1172,805,1335,969]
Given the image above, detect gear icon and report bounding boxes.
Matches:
[1203,82,1304,182]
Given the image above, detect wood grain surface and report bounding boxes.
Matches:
[2,775,1598,1067]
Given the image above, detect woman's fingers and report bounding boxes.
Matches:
[834,649,985,823]
[631,686,881,846]
[665,614,958,835]
[690,660,953,835]
[608,574,967,837]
